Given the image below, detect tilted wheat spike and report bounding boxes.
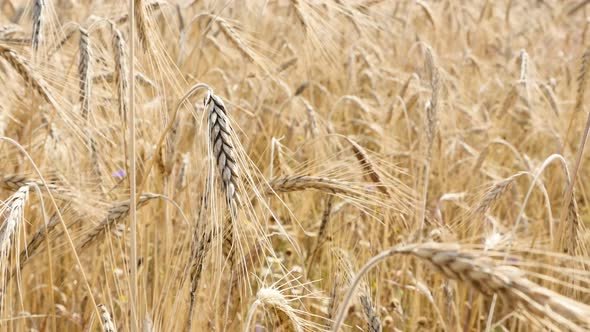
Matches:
[1,175,73,199]
[78,194,158,250]
[0,45,58,107]
[205,90,239,219]
[19,210,60,268]
[344,136,389,197]
[134,0,152,52]
[268,175,362,197]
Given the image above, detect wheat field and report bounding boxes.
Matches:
[1,0,590,331]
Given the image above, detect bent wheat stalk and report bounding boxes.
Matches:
[332,243,590,332]
[268,175,364,197]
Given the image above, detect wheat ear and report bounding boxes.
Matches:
[335,249,383,332]
[307,195,334,270]
[360,292,382,332]
[424,46,440,159]
[563,45,590,151]
[0,45,58,107]
[134,0,151,52]
[0,186,29,303]
[98,304,117,332]
[1,175,73,199]
[474,175,517,215]
[78,194,158,251]
[19,210,60,268]
[186,193,213,331]
[110,23,129,121]
[301,98,319,138]
[205,90,240,218]
[31,0,45,52]
[418,46,440,238]
[344,136,389,196]
[79,28,92,120]
[332,243,590,332]
[244,287,304,332]
[268,175,365,197]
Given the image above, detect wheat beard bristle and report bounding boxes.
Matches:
[205,91,239,218]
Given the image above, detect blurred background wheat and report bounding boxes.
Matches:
[1,0,590,331]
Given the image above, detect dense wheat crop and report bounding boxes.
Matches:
[2,0,590,331]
